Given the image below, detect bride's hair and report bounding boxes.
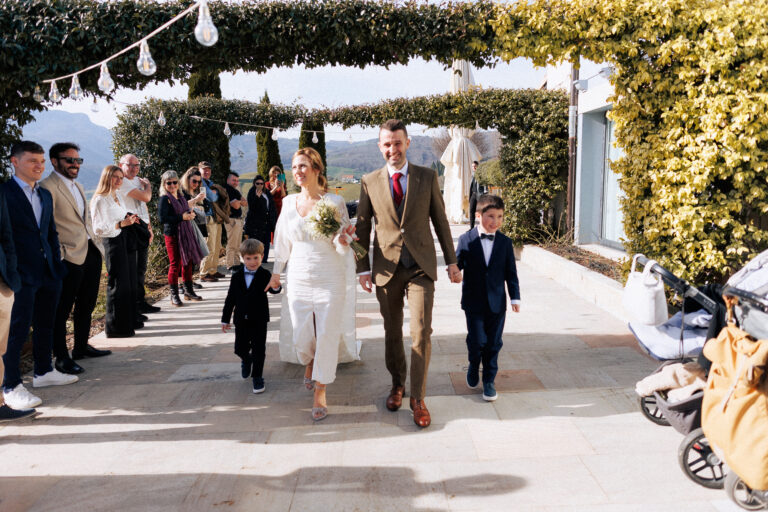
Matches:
[293,147,327,191]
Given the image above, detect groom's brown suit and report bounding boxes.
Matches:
[355,162,457,400]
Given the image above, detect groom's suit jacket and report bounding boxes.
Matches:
[355,162,457,286]
[40,170,97,266]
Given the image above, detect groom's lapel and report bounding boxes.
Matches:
[374,167,399,224]
[400,162,420,227]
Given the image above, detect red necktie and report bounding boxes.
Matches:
[392,172,404,207]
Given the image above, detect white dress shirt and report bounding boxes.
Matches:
[91,191,129,238]
[61,174,85,218]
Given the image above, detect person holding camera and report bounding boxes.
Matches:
[90,165,140,338]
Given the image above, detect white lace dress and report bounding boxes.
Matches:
[273,193,360,384]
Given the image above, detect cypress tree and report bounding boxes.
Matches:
[255,91,282,178]
[186,70,230,184]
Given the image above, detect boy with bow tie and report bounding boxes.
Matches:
[456,194,520,401]
[221,239,281,394]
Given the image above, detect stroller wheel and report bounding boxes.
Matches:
[725,472,767,510]
[677,428,725,489]
[639,395,670,426]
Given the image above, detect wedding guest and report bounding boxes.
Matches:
[198,161,229,282]
[356,120,461,428]
[268,148,356,421]
[456,194,520,402]
[91,165,140,338]
[2,141,75,411]
[266,166,286,218]
[469,160,480,228]
[41,142,110,376]
[244,175,275,263]
[0,176,35,421]
[119,153,159,314]
[221,239,281,394]
[224,172,245,272]
[158,170,204,306]
[181,167,209,290]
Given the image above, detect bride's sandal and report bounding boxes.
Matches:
[312,384,328,421]
[303,361,314,391]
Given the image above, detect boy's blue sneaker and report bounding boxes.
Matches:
[252,377,265,394]
[466,366,480,389]
[482,382,497,402]
[241,357,251,379]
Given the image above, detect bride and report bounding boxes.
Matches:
[267,147,358,421]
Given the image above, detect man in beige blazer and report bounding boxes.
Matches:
[41,142,111,375]
[356,119,462,428]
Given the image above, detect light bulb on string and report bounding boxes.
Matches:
[49,81,62,103]
[137,40,157,76]
[33,86,44,103]
[194,0,219,47]
[157,111,166,127]
[223,122,231,136]
[90,97,100,112]
[348,133,354,144]
[271,129,279,141]
[312,131,319,144]
[98,62,116,93]
[69,74,84,100]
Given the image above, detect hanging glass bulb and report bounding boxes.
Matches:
[69,74,84,100]
[157,111,166,127]
[49,81,62,103]
[223,122,231,136]
[348,133,354,144]
[98,62,116,93]
[33,85,44,103]
[271,129,278,141]
[137,40,157,76]
[90,97,100,112]
[194,0,219,47]
[311,131,319,144]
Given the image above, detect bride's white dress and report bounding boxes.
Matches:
[273,193,360,384]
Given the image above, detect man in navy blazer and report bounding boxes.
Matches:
[1,141,76,411]
[456,194,520,402]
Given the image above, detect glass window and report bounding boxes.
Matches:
[601,119,626,243]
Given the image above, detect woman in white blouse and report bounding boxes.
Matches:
[90,165,140,338]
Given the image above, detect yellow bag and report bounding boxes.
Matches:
[702,325,768,490]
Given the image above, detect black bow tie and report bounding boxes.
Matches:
[480,233,495,241]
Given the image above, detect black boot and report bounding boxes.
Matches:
[183,281,203,301]
[170,284,183,307]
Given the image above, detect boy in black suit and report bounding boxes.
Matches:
[456,194,520,402]
[221,239,280,394]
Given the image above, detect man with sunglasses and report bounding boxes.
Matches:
[41,142,111,376]
[119,154,159,315]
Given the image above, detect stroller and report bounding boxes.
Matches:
[629,251,768,489]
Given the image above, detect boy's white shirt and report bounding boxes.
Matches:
[474,226,521,306]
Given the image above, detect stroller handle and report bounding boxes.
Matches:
[722,285,768,311]
[634,255,720,314]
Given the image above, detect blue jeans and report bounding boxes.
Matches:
[2,279,62,390]
[464,310,506,384]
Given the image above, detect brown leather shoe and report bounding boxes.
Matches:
[410,398,431,428]
[213,272,226,278]
[201,275,219,282]
[386,385,405,411]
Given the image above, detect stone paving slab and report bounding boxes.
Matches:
[0,225,743,511]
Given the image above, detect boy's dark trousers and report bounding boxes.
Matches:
[234,319,267,379]
[464,310,505,384]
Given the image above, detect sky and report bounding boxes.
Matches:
[52,58,547,141]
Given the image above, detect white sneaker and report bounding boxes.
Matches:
[33,369,79,388]
[3,383,42,409]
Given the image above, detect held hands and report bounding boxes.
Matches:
[446,263,462,283]
[265,274,281,292]
[222,323,231,333]
[338,225,357,247]
[358,274,373,293]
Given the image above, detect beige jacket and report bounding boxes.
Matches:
[40,171,97,265]
[355,162,457,286]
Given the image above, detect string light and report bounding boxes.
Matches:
[137,40,157,76]
[157,111,166,126]
[223,122,231,136]
[33,86,44,103]
[312,131,319,143]
[98,62,116,94]
[91,97,100,112]
[194,0,219,47]
[49,81,62,103]
[69,74,84,100]
[271,129,279,141]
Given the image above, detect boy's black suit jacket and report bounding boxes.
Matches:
[221,266,280,324]
[456,228,520,314]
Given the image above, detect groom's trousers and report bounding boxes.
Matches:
[376,263,434,401]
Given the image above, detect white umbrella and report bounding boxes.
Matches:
[442,60,482,223]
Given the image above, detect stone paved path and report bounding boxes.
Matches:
[0,225,741,511]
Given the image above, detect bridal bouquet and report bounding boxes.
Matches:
[304,197,368,261]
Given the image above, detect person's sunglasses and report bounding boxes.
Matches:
[166,180,179,185]
[191,179,202,184]
[58,156,83,164]
[255,181,264,186]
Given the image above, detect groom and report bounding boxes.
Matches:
[356,119,461,428]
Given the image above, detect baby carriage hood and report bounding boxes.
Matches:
[727,247,768,293]
[701,324,768,491]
